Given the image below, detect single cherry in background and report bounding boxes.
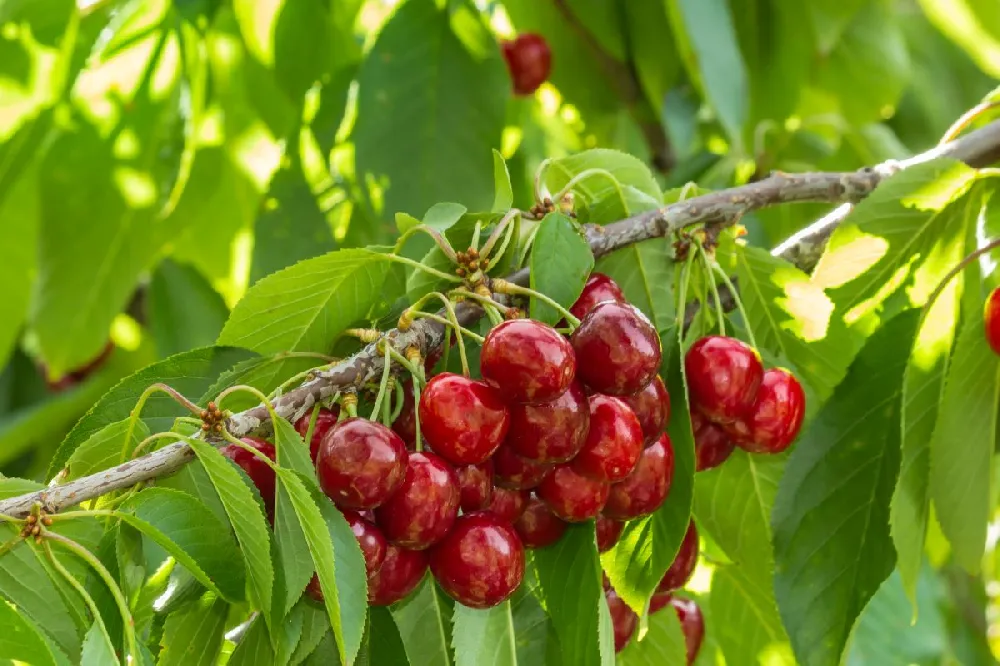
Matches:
[419,373,510,465]
[506,381,590,463]
[656,521,698,593]
[294,406,340,462]
[986,286,1000,355]
[570,273,627,320]
[513,495,567,548]
[42,340,116,392]
[623,375,670,444]
[480,319,576,404]
[596,515,624,553]
[501,33,551,96]
[316,417,407,510]
[374,451,460,550]
[606,587,637,653]
[429,513,525,608]
[603,433,674,520]
[457,460,494,512]
[571,302,662,396]
[737,368,806,454]
[486,486,529,523]
[493,444,553,490]
[670,597,705,664]
[536,464,609,522]
[684,336,762,424]
[649,590,672,614]
[571,394,644,483]
[221,437,277,520]
[368,544,428,606]
[692,411,736,472]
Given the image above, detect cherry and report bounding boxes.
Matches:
[294,407,340,462]
[43,340,116,392]
[374,451,460,550]
[536,464,609,522]
[480,319,576,404]
[684,336,763,424]
[493,444,553,490]
[391,381,417,448]
[457,461,494,512]
[368,544,428,606]
[419,373,510,465]
[596,515,623,553]
[316,418,407,510]
[221,437,277,520]
[986,287,1000,355]
[571,394,644,483]
[342,509,388,577]
[622,375,670,444]
[506,381,590,463]
[649,590,672,614]
[603,433,673,520]
[571,302,662,396]
[485,486,529,523]
[670,597,705,664]
[737,368,806,454]
[606,587,637,653]
[570,273,627,320]
[501,33,551,96]
[692,411,736,471]
[513,495,567,548]
[656,521,698,593]
[429,513,525,608]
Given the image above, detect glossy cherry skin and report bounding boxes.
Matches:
[986,287,1000,355]
[221,437,277,520]
[570,273,627,320]
[671,597,705,664]
[391,381,417,448]
[606,588,638,653]
[480,319,576,404]
[493,445,553,490]
[571,302,662,396]
[501,33,551,95]
[692,411,736,471]
[738,368,806,454]
[596,515,624,553]
[656,521,698,593]
[571,394,644,483]
[294,407,340,462]
[623,375,671,445]
[486,486,529,523]
[603,433,674,520]
[316,418,407,510]
[684,336,763,424]
[536,464,609,522]
[429,513,525,608]
[457,461,494,512]
[513,496,567,548]
[419,373,510,465]
[368,544,428,606]
[374,452,460,550]
[342,509,388,577]
[506,381,590,463]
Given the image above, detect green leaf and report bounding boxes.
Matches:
[147,259,230,358]
[369,606,409,666]
[772,311,918,666]
[353,0,507,218]
[405,212,499,302]
[623,3,681,114]
[290,602,333,666]
[545,149,661,204]
[157,594,229,666]
[509,575,556,666]
[918,0,1000,78]
[452,602,517,666]
[708,566,790,666]
[80,621,117,666]
[617,602,687,665]
[0,598,63,666]
[529,213,594,324]
[273,418,319,617]
[492,150,513,213]
[422,203,469,231]
[390,576,453,666]
[594,239,676,334]
[119,488,245,603]
[228,615,275,666]
[64,419,150,481]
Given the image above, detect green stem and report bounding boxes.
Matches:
[441,328,453,374]
[516,222,542,268]
[486,210,521,272]
[370,342,393,421]
[708,259,758,350]
[452,289,505,326]
[389,381,406,423]
[386,254,463,284]
[918,237,1000,332]
[533,158,552,204]
[118,383,201,465]
[385,345,429,385]
[132,432,189,459]
[552,168,620,204]
[394,224,458,262]
[696,242,725,337]
[302,404,321,447]
[481,209,520,260]
[676,246,697,333]
[412,380,423,452]
[471,221,483,252]
[494,282,581,328]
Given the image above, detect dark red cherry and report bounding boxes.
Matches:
[684,336,763,424]
[457,461,494,512]
[536,464,609,522]
[342,509,388,577]
[501,33,551,96]
[486,486,528,523]
[419,373,510,465]
[221,437,277,520]
[606,587,637,653]
[513,496,567,548]
[294,406,340,462]
[670,597,705,664]
[571,394,644,483]
[656,521,698,593]
[391,381,417,448]
[571,302,662,396]
[649,590,672,614]
[493,444,553,490]
[506,381,589,463]
[43,340,116,392]
[368,544,428,606]
[692,411,736,471]
[429,513,525,608]
[480,319,576,404]
[622,375,670,444]
[570,273,627,320]
[986,287,1000,355]
[596,515,624,553]
[738,368,806,454]
[603,433,673,520]
[316,418,407,510]
[374,452,460,550]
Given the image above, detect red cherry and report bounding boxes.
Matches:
[374,452,460,550]
[692,411,736,471]
[485,486,529,523]
[493,444,553,490]
[480,319,576,404]
[649,590,672,614]
[506,381,590,463]
[457,461,494,512]
[596,515,624,553]
[571,394,644,483]
[571,302,662,396]
[368,544,428,606]
[603,433,674,520]
[221,437,277,520]
[342,509,388,577]
[501,33,551,96]
[316,418,407,510]
[429,513,525,608]
[419,373,510,465]
[670,597,705,664]
[622,375,670,444]
[294,407,340,462]
[738,368,806,454]
[684,336,763,424]
[656,521,698,593]
[606,587,637,653]
[391,381,417,448]
[570,273,627,320]
[44,341,116,391]
[513,495,567,548]
[986,287,1000,355]
[536,464,609,522]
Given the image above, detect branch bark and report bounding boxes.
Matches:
[2,120,998,520]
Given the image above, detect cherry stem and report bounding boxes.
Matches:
[452,288,505,326]
[675,243,697,336]
[394,224,458,263]
[552,168,619,204]
[389,380,406,423]
[534,158,552,204]
[491,280,581,328]
[516,222,543,268]
[486,212,521,272]
[302,404,321,448]
[386,254,463,284]
[370,341,393,421]
[218,430,281,472]
[132,431,189,460]
[707,257,758,351]
[341,393,359,419]
[471,221,483,252]
[939,100,1000,145]
[385,344,428,386]
[695,241,726,337]
[481,209,520,260]
[919,237,1000,331]
[441,328,453,373]
[118,383,201,466]
[412,380,424,452]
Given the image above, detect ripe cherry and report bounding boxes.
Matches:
[513,495,567,548]
[606,587,637,653]
[570,273,627,320]
[480,319,576,404]
[603,433,674,520]
[571,302,662,396]
[596,515,624,553]
[419,373,510,465]
[342,509,388,577]
[368,544,428,606]
[493,444,553,490]
[692,411,736,471]
[316,418,407,510]
[486,486,529,523]
[374,452,460,550]
[656,521,698,593]
[429,513,525,608]
[571,394,644,483]
[536,464,609,522]
[670,597,705,664]
[221,437,277,520]
[391,381,417,448]
[506,381,589,463]
[501,33,551,96]
[457,460,494,512]
[622,375,670,444]
[294,406,340,461]
[986,287,1000,355]
[684,336,762,424]
[43,340,115,392]
[737,368,806,454]
[649,590,672,614]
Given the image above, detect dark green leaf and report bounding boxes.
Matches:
[708,566,790,665]
[390,576,452,666]
[594,239,675,334]
[369,606,408,666]
[509,576,555,666]
[290,602,333,666]
[228,615,275,666]
[157,594,229,666]
[147,259,230,357]
[79,621,116,666]
[274,418,319,618]
[529,213,594,324]
[623,2,681,113]
[0,597,64,666]
[452,602,517,666]
[64,419,150,481]
[617,603,687,665]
